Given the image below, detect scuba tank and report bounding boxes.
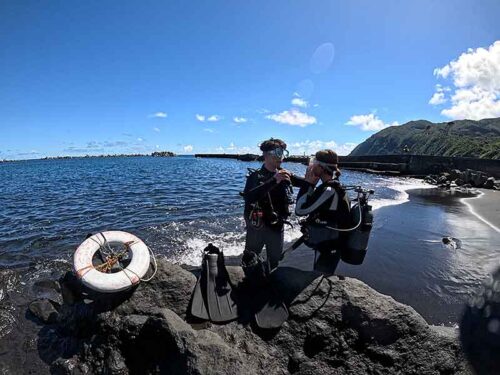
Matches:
[341,188,374,265]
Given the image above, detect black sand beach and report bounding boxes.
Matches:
[462,189,500,233]
[281,187,500,326]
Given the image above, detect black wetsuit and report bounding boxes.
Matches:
[295,179,351,249]
[243,165,309,268]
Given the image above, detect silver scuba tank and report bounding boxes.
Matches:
[341,196,373,265]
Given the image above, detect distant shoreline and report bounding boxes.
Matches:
[0,151,176,163]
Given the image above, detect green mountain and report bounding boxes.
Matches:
[349,117,500,159]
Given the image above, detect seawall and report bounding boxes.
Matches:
[194,153,500,177]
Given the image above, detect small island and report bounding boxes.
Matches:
[151,151,176,157]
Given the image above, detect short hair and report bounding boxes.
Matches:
[315,149,338,165]
[259,138,287,152]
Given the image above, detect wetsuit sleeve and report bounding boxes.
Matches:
[290,174,312,189]
[244,172,277,205]
[295,185,335,216]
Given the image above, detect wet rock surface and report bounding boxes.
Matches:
[425,168,500,190]
[0,260,473,374]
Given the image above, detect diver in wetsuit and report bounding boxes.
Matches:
[295,149,351,273]
[243,138,309,271]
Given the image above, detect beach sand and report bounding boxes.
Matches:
[461,189,500,233]
[280,187,500,326]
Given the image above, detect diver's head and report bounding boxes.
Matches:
[260,138,289,170]
[310,149,340,182]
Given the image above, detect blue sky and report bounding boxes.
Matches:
[1,0,499,160]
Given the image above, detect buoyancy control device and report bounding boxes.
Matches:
[297,185,374,265]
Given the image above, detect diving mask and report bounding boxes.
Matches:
[267,147,289,160]
[309,156,337,173]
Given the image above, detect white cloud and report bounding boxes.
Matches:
[428,84,449,105]
[346,113,399,131]
[183,145,194,153]
[431,40,500,120]
[137,137,144,141]
[149,112,167,118]
[207,115,222,122]
[429,91,446,105]
[291,97,308,108]
[214,143,259,154]
[266,109,317,127]
[288,140,357,156]
[256,108,271,114]
[233,117,248,123]
[203,128,215,133]
[197,114,222,122]
[153,127,160,132]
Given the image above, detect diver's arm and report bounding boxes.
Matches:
[244,173,277,204]
[290,174,312,189]
[295,186,335,216]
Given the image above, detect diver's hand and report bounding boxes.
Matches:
[274,170,291,184]
[305,165,320,185]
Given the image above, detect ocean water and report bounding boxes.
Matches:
[0,156,426,268]
[1,156,498,330]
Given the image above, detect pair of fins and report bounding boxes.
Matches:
[190,244,238,323]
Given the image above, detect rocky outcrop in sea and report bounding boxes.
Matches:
[0,259,476,374]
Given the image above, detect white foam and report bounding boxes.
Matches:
[371,178,433,211]
[174,177,434,266]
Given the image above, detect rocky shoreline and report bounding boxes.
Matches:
[2,259,476,374]
[425,168,500,190]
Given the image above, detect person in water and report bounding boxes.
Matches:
[243,138,309,271]
[295,149,351,272]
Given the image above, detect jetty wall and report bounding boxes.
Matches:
[194,153,500,177]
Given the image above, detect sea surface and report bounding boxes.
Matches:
[0,156,424,268]
[1,156,499,329]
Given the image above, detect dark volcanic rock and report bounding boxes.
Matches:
[484,177,495,189]
[28,299,60,324]
[3,260,473,374]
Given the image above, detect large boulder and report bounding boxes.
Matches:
[471,172,488,187]
[28,261,471,375]
[450,169,462,180]
[484,177,495,189]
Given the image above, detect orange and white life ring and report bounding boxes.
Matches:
[73,231,151,293]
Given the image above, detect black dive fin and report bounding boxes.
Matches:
[190,260,209,320]
[255,289,289,329]
[205,253,238,323]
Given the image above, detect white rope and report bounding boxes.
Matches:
[325,197,363,232]
[140,246,158,282]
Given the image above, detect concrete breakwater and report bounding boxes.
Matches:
[194,153,500,178]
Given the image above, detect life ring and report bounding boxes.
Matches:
[73,231,151,293]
